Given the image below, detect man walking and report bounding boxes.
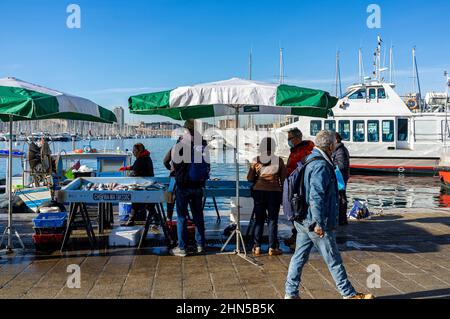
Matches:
[332,132,350,226]
[170,119,210,257]
[285,130,373,299]
[284,128,314,247]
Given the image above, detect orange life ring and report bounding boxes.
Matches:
[406,98,418,110]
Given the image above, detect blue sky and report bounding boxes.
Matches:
[0,0,449,124]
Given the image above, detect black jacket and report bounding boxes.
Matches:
[332,142,350,184]
[131,150,154,177]
[173,137,208,188]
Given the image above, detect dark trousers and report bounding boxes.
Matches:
[338,190,348,225]
[176,187,206,249]
[252,190,282,249]
[129,203,157,222]
[129,203,145,221]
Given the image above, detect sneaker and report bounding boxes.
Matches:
[197,245,206,254]
[252,246,261,256]
[344,293,375,299]
[284,294,301,299]
[170,247,187,257]
[269,248,283,256]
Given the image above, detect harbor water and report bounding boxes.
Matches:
[0,137,444,211]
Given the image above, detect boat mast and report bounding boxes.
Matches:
[412,47,423,111]
[278,47,284,126]
[445,70,449,149]
[376,36,382,82]
[335,50,342,97]
[247,48,253,129]
[358,48,363,84]
[389,46,393,84]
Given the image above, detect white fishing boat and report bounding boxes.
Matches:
[277,40,449,176]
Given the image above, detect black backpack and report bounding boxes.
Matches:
[283,157,326,222]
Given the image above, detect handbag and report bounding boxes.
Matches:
[335,166,346,191]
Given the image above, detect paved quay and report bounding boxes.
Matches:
[1,208,450,299]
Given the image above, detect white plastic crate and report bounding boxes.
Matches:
[230,197,254,223]
[108,226,144,247]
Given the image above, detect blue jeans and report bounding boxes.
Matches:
[285,221,356,298]
[252,190,281,249]
[176,187,206,249]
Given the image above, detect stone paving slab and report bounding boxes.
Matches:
[1,209,450,299]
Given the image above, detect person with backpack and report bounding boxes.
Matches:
[332,132,350,226]
[247,137,286,256]
[284,130,374,300]
[120,143,155,226]
[170,119,210,257]
[284,128,315,248]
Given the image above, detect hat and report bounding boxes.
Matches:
[184,119,195,131]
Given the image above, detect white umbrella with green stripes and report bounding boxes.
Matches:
[0,77,117,253]
[129,77,337,265]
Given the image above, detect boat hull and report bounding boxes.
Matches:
[350,157,439,176]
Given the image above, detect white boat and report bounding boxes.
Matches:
[276,40,449,176]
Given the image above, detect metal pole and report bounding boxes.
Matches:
[7,116,13,251]
[235,107,240,252]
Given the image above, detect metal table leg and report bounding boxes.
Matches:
[60,202,76,252]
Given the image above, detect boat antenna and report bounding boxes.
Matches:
[376,35,382,82]
[335,50,343,97]
[358,48,365,84]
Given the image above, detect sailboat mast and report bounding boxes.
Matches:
[279,47,284,84]
[389,46,393,83]
[335,50,342,97]
[358,48,362,84]
[412,47,422,111]
[248,49,253,129]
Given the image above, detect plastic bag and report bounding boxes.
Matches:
[335,166,346,191]
[347,200,371,220]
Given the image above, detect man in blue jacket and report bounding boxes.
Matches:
[285,130,374,299]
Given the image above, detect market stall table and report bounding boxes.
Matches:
[58,177,167,251]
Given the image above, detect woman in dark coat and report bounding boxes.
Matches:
[120,143,154,226]
[332,133,350,225]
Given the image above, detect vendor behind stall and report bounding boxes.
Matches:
[120,143,155,226]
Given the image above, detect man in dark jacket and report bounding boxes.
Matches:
[170,119,210,257]
[332,133,350,225]
[120,143,154,226]
[285,130,373,300]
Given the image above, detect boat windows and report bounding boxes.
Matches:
[369,88,376,100]
[377,88,386,99]
[367,120,380,142]
[338,120,350,141]
[348,89,366,100]
[382,120,394,142]
[324,120,336,132]
[353,120,365,142]
[310,120,322,136]
[397,119,409,141]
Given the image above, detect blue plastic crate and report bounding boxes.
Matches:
[33,212,67,229]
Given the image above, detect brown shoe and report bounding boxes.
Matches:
[344,293,375,299]
[268,248,283,256]
[252,246,261,256]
